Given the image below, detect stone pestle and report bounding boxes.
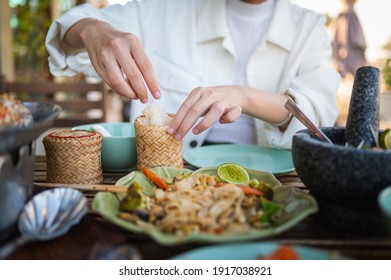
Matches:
[345,66,380,148]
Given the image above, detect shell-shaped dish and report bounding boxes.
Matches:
[18,188,88,240]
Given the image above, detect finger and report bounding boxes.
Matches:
[168,90,210,140]
[105,61,139,99]
[192,101,226,135]
[168,89,201,133]
[219,106,242,124]
[98,32,146,100]
[130,42,161,99]
[92,47,138,99]
[117,53,148,103]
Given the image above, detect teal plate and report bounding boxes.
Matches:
[92,167,318,246]
[183,144,294,175]
[171,241,345,260]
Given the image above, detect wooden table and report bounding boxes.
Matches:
[4,156,391,260]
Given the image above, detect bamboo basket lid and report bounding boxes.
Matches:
[43,130,103,184]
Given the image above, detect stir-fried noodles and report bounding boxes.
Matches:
[118,173,278,236]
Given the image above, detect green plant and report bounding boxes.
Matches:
[10,0,52,80]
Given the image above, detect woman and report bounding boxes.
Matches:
[46,0,340,150]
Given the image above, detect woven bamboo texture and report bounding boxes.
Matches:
[43,130,103,184]
[134,115,183,170]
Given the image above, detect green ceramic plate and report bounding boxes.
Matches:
[183,144,294,175]
[171,241,345,260]
[92,166,318,245]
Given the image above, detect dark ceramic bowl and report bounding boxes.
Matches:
[292,127,391,235]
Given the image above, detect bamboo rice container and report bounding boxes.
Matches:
[134,114,183,170]
[43,130,103,184]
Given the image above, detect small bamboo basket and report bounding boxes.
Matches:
[134,115,183,170]
[43,130,103,184]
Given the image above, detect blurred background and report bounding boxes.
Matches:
[292,0,391,130]
[1,0,391,129]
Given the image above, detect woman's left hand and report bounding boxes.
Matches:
[167,85,292,140]
[167,86,244,140]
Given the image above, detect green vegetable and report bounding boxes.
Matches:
[260,197,281,224]
[120,182,146,212]
[249,179,260,188]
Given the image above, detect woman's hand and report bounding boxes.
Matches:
[167,86,292,140]
[167,86,245,140]
[64,19,161,102]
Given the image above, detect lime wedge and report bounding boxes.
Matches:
[379,129,391,149]
[217,163,250,184]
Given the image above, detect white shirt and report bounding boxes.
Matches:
[45,0,340,151]
[228,0,275,85]
[206,0,275,144]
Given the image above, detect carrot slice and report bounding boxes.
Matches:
[258,245,299,260]
[237,185,264,196]
[142,167,168,191]
[214,183,264,196]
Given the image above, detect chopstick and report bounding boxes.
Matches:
[33,182,128,193]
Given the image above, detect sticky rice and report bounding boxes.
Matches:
[138,104,172,126]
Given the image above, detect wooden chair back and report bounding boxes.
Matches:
[0,75,108,127]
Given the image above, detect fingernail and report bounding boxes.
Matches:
[175,133,182,140]
[154,91,161,99]
[141,98,148,104]
[167,127,175,134]
[193,128,199,135]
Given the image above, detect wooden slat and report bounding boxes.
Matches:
[1,75,108,127]
[5,81,104,93]
[50,100,103,110]
[54,118,102,127]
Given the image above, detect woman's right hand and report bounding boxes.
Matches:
[64,18,161,102]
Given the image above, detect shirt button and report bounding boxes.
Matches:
[190,140,198,147]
